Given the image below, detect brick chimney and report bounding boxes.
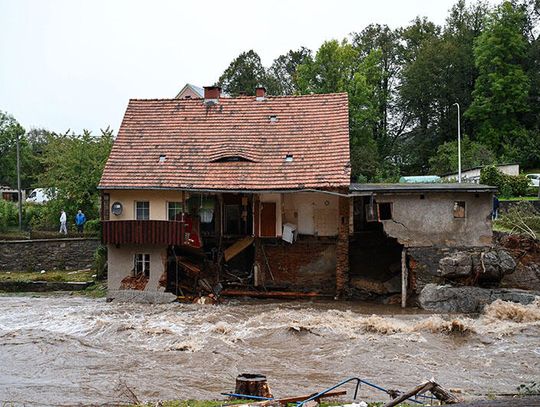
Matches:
[255,86,266,100]
[204,86,221,103]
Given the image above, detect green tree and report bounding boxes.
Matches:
[297,40,384,180]
[296,39,360,94]
[267,47,311,95]
[429,135,497,175]
[0,111,37,189]
[352,24,405,162]
[218,50,269,96]
[396,18,442,174]
[37,128,114,222]
[466,1,531,157]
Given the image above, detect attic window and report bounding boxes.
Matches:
[269,115,278,123]
[159,155,166,163]
[284,154,293,163]
[213,156,252,163]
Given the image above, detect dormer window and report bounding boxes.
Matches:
[212,155,252,163]
[284,154,293,163]
[159,155,166,163]
[269,115,278,123]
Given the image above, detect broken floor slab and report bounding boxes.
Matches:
[418,284,540,313]
[107,289,177,304]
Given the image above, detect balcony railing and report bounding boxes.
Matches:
[102,220,186,246]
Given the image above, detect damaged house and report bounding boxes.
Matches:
[99,87,351,302]
[99,86,498,304]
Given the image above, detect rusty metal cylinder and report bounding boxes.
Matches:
[234,373,273,399]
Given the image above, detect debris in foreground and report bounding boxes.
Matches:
[223,375,463,406]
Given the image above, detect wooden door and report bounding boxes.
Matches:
[260,202,276,237]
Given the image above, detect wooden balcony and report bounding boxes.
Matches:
[102,220,186,246]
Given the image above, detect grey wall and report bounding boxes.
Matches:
[377,192,493,247]
[0,238,99,272]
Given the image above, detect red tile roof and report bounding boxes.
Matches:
[99,93,350,191]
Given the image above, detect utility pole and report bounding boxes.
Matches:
[453,103,462,183]
[16,132,23,231]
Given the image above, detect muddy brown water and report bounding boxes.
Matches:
[0,295,539,406]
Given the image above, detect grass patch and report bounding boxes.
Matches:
[493,221,514,233]
[78,280,107,298]
[0,269,95,283]
[132,401,415,407]
[500,196,538,201]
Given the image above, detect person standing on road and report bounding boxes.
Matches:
[59,210,67,234]
[75,210,86,234]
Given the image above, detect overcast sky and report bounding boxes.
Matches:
[0,0,498,135]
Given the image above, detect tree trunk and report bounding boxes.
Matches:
[234,374,273,398]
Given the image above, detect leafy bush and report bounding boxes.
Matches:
[497,201,540,240]
[84,219,101,233]
[480,165,532,197]
[527,186,540,197]
[0,200,18,232]
[93,245,107,280]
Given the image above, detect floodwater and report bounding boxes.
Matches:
[0,295,539,406]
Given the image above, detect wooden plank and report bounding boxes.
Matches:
[224,236,255,262]
[401,248,407,308]
[176,256,201,275]
[221,289,327,299]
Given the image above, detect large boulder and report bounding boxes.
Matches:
[418,283,539,313]
[437,252,473,277]
[479,250,517,283]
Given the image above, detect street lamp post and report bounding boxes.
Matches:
[453,103,462,183]
[16,133,23,231]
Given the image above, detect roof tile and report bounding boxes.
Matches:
[99,93,350,190]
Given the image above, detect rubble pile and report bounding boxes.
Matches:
[496,232,540,291]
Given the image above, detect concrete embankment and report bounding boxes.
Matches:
[0,280,94,292]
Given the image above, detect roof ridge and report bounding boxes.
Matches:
[128,92,348,102]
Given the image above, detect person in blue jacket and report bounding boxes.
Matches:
[75,210,87,234]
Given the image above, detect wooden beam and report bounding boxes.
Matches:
[401,248,407,308]
[221,289,328,299]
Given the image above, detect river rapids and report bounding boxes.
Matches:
[0,295,539,406]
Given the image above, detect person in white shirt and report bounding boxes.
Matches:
[59,210,67,235]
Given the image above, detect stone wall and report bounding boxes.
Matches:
[0,238,99,272]
[407,245,515,294]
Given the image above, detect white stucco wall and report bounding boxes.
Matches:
[104,190,186,221]
[282,192,339,236]
[107,244,167,291]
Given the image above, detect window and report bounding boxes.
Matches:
[284,154,293,162]
[378,202,393,220]
[136,201,150,220]
[168,202,183,221]
[453,201,466,218]
[134,254,150,277]
[212,156,252,163]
